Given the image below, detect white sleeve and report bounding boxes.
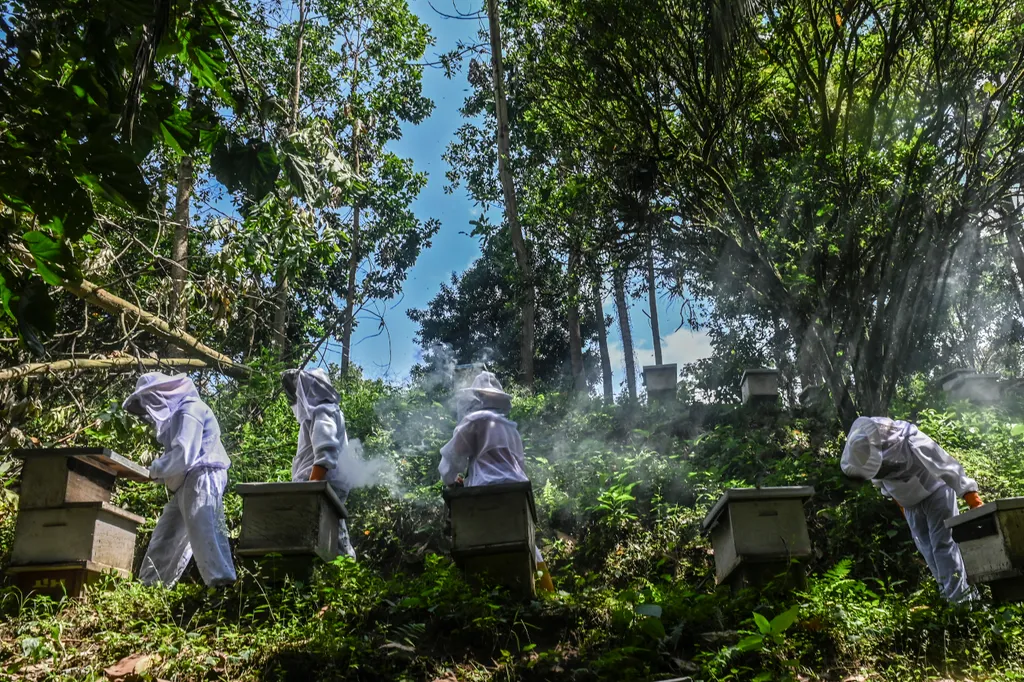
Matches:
[911,437,978,497]
[439,421,474,485]
[310,408,344,471]
[149,412,203,483]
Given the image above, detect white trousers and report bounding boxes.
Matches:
[139,468,236,587]
[904,485,977,603]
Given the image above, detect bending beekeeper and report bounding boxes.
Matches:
[841,416,983,603]
[124,373,236,588]
[439,371,555,593]
[282,368,357,559]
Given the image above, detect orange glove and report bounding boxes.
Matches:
[309,465,328,482]
[897,502,904,516]
[964,491,983,509]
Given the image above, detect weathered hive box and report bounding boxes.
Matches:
[643,364,678,402]
[740,369,780,405]
[702,486,815,590]
[235,482,348,564]
[443,482,537,598]
[946,498,1024,603]
[9,502,144,575]
[7,448,149,599]
[6,561,129,601]
[13,447,151,509]
[939,370,1001,405]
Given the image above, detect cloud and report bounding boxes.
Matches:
[607,328,713,392]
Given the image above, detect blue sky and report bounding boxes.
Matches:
[326,1,713,391]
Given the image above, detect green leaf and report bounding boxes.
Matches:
[1011,423,1024,437]
[753,612,771,635]
[522,643,536,652]
[770,606,800,635]
[22,231,75,285]
[735,634,764,652]
[634,603,662,618]
[638,616,666,640]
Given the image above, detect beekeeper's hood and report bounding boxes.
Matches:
[123,372,200,438]
[455,371,512,420]
[841,416,904,480]
[282,368,339,423]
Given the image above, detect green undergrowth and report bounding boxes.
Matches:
[4,377,1024,680]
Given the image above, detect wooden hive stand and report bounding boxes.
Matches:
[702,486,815,592]
[946,498,1024,603]
[443,481,538,599]
[8,448,150,599]
[235,481,348,582]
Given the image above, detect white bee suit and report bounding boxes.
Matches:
[124,373,235,588]
[284,369,356,559]
[842,416,977,602]
[440,372,543,564]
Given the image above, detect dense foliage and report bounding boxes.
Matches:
[4,377,1024,680]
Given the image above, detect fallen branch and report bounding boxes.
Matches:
[62,278,250,379]
[0,357,210,382]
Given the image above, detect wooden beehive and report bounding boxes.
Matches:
[702,487,815,590]
[443,482,537,598]
[10,501,144,572]
[941,371,1002,405]
[6,448,149,599]
[946,498,1024,603]
[740,369,780,404]
[643,364,678,403]
[6,561,131,600]
[235,482,348,565]
[13,448,150,510]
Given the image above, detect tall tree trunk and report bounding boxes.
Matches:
[273,0,307,358]
[567,249,585,392]
[168,154,193,332]
[486,0,535,388]
[592,276,614,403]
[614,266,636,401]
[1007,221,1024,319]
[340,150,360,376]
[646,239,662,365]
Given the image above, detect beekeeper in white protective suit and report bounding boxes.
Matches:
[841,416,984,603]
[282,368,356,559]
[439,371,555,592]
[124,373,236,588]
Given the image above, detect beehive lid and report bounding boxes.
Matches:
[12,448,150,482]
[945,497,1024,529]
[443,481,537,523]
[740,368,779,383]
[937,368,974,387]
[701,486,815,532]
[235,481,348,518]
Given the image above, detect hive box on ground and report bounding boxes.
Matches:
[946,498,1024,603]
[12,447,150,510]
[939,370,1001,405]
[740,369,780,405]
[643,364,678,403]
[6,561,130,600]
[10,501,144,573]
[702,487,815,591]
[236,482,348,579]
[443,482,537,598]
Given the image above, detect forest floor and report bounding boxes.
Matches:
[3,382,1024,681]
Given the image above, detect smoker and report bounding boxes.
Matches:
[7,448,149,599]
